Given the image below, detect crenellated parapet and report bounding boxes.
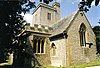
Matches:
[25,23,53,35]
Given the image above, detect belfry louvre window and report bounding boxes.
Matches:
[47,13,51,20]
[79,23,86,46]
[33,36,45,54]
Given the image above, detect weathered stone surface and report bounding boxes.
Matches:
[32,3,60,26]
[66,11,96,65]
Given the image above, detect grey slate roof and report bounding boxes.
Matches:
[50,10,79,37]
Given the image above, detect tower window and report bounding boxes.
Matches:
[47,13,51,20]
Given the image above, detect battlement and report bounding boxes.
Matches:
[25,23,53,35]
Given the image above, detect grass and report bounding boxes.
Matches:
[70,61,100,68]
[0,60,100,68]
[35,66,65,68]
[35,59,100,68]
[0,58,100,68]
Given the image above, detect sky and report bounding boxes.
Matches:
[23,0,100,27]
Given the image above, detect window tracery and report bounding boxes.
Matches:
[79,23,86,46]
[33,36,45,54]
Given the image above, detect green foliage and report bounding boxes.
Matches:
[0,0,36,62]
[0,0,53,66]
[93,26,100,54]
[40,0,53,4]
[34,59,100,68]
[70,61,100,68]
[79,0,100,12]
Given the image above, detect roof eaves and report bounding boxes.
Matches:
[17,29,26,37]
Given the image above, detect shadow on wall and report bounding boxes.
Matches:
[0,51,41,68]
[9,44,41,68]
[32,54,41,67]
[12,44,41,68]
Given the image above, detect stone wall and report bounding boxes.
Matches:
[32,7,41,26]
[32,3,60,27]
[40,6,60,26]
[67,11,96,65]
[34,38,51,66]
[28,34,51,66]
[50,39,67,66]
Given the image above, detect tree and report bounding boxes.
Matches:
[0,0,35,63]
[0,0,53,65]
[79,0,100,12]
[93,26,100,54]
[40,0,53,4]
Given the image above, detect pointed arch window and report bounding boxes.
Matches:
[51,43,56,56]
[79,23,86,46]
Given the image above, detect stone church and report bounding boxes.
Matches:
[23,2,96,67]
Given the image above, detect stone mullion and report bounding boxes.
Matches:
[79,32,82,46]
[43,38,46,54]
[84,32,86,46]
[36,38,38,53]
[86,32,88,47]
[40,39,42,53]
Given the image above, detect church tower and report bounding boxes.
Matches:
[32,2,60,27]
[52,2,60,20]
